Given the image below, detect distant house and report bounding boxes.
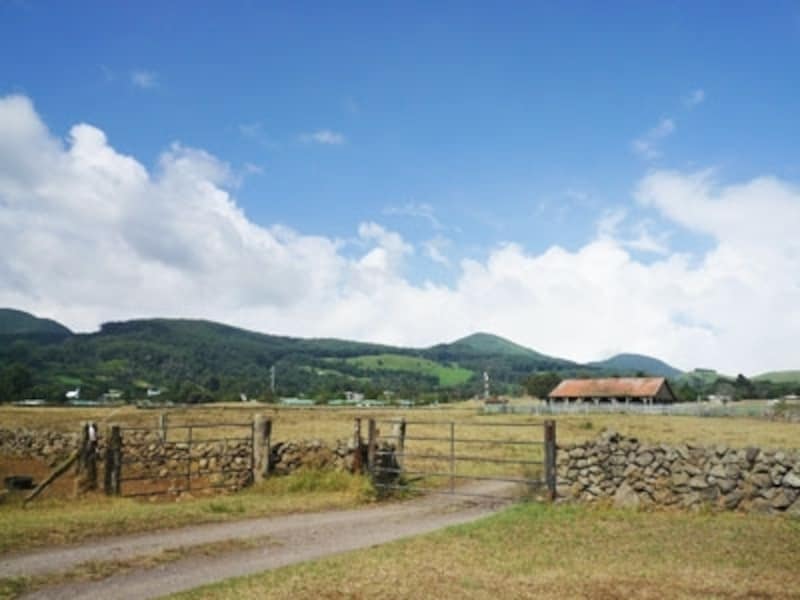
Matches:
[344,391,364,402]
[65,387,80,400]
[548,377,677,405]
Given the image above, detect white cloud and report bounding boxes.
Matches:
[384,202,443,230]
[683,89,706,108]
[131,69,157,89]
[632,118,675,160]
[423,236,451,266]
[2,94,799,375]
[299,129,345,145]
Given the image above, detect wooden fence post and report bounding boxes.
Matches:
[544,419,557,501]
[158,412,168,442]
[110,425,122,496]
[75,422,98,494]
[352,418,363,474]
[394,417,406,472]
[366,418,377,477]
[252,415,272,483]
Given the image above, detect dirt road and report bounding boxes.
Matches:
[5,482,523,599]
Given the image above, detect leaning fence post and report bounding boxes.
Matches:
[252,415,271,483]
[366,418,377,477]
[543,419,557,501]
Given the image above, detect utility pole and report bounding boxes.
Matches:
[483,371,490,400]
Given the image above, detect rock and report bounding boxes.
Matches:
[671,472,690,487]
[717,478,737,494]
[770,489,798,510]
[748,472,772,489]
[569,447,586,459]
[745,447,759,464]
[635,452,654,467]
[709,464,727,479]
[689,476,709,490]
[722,490,743,510]
[783,472,800,488]
[613,482,640,509]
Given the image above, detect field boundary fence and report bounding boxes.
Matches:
[484,402,772,418]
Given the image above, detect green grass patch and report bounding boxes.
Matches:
[170,503,800,600]
[343,354,473,387]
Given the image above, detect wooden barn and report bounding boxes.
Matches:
[547,377,677,405]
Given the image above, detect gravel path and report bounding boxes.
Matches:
[5,481,523,599]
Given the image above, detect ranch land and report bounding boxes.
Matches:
[1,402,799,599]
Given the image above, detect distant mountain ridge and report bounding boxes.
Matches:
[0,308,72,337]
[0,308,689,402]
[588,353,683,378]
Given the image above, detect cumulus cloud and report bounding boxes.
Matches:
[1,94,799,374]
[632,118,675,160]
[299,129,345,145]
[130,69,158,89]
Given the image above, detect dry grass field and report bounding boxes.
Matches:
[169,502,800,600]
[2,402,799,558]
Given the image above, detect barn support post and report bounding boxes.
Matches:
[252,415,272,483]
[366,418,377,477]
[543,420,557,501]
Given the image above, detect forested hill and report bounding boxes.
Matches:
[588,353,683,378]
[0,309,721,404]
[0,308,72,338]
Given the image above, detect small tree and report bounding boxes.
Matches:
[523,372,562,399]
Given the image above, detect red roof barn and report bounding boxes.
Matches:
[547,377,676,405]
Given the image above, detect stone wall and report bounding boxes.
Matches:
[0,428,78,466]
[1,428,385,494]
[557,430,800,515]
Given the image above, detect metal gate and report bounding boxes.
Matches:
[109,420,255,498]
[367,418,556,502]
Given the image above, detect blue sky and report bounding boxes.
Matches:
[1,1,799,373]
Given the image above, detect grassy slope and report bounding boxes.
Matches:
[753,370,800,384]
[343,354,474,387]
[172,502,800,600]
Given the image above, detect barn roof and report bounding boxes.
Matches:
[548,377,669,398]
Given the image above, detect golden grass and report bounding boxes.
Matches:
[169,503,800,600]
[2,403,798,554]
[0,470,373,554]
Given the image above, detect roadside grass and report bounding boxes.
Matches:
[170,502,800,600]
[0,470,374,555]
[0,536,277,599]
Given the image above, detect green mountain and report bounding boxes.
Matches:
[752,370,800,384]
[0,308,72,338]
[4,308,792,404]
[588,353,683,378]
[442,332,550,359]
